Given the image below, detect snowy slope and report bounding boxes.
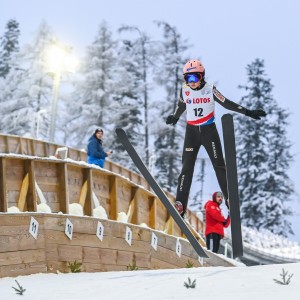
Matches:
[0,263,299,300]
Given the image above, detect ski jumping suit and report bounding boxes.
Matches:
[173,81,248,212]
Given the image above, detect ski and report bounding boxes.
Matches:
[185,219,206,247]
[221,114,244,258]
[116,128,208,258]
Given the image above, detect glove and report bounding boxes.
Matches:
[245,109,267,120]
[223,216,230,225]
[166,114,178,125]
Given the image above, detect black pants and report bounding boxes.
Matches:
[175,123,228,211]
[206,233,222,253]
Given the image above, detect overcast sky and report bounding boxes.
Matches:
[1,0,300,241]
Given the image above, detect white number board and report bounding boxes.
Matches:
[29,217,39,239]
[151,232,158,251]
[198,256,204,266]
[125,226,132,246]
[96,221,104,241]
[176,239,182,257]
[65,218,73,240]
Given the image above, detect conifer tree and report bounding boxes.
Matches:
[0,22,54,137]
[0,19,20,78]
[65,21,118,148]
[153,21,189,192]
[263,105,294,236]
[235,58,293,236]
[108,38,144,170]
[118,26,156,167]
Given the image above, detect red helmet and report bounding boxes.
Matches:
[183,59,205,75]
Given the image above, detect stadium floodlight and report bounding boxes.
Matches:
[44,42,78,142]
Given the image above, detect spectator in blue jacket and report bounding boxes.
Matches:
[87,128,112,168]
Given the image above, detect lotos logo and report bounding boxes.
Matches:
[186,98,192,104]
[192,97,210,103]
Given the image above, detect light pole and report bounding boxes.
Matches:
[45,43,78,142]
[36,109,47,138]
[49,68,61,142]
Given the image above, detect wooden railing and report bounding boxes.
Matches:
[0,134,236,277]
[0,133,204,236]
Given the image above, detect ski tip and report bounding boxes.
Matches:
[221,114,234,127]
[115,127,125,135]
[221,113,233,121]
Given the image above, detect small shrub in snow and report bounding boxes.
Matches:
[67,260,82,273]
[185,260,194,268]
[273,268,293,285]
[12,280,26,295]
[184,277,196,289]
[127,257,138,271]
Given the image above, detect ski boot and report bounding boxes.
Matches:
[174,201,185,218]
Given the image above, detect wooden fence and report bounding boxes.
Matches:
[0,134,235,277]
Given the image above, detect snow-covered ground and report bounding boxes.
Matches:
[0,263,299,300]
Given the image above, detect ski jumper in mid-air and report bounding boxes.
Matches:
[166,59,266,216]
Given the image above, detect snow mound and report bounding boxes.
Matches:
[7,206,20,213]
[117,212,128,223]
[242,226,300,259]
[93,206,108,219]
[69,203,84,216]
[37,203,52,213]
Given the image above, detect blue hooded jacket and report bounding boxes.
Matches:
[87,134,107,168]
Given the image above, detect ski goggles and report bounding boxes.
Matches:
[184,73,202,83]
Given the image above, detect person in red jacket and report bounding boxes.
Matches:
[204,191,230,253]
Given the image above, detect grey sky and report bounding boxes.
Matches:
[1,0,300,241]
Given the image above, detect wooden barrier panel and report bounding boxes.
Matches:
[91,170,110,212]
[0,213,234,278]
[0,134,209,272]
[0,134,152,192]
[0,158,7,212]
[0,154,205,242]
[59,163,69,214]
[0,214,47,277]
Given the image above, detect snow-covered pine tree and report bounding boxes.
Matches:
[235,58,293,236]
[263,105,294,236]
[153,21,189,192]
[108,35,147,171]
[235,59,270,228]
[0,19,20,79]
[65,21,118,148]
[118,26,156,167]
[0,22,55,137]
